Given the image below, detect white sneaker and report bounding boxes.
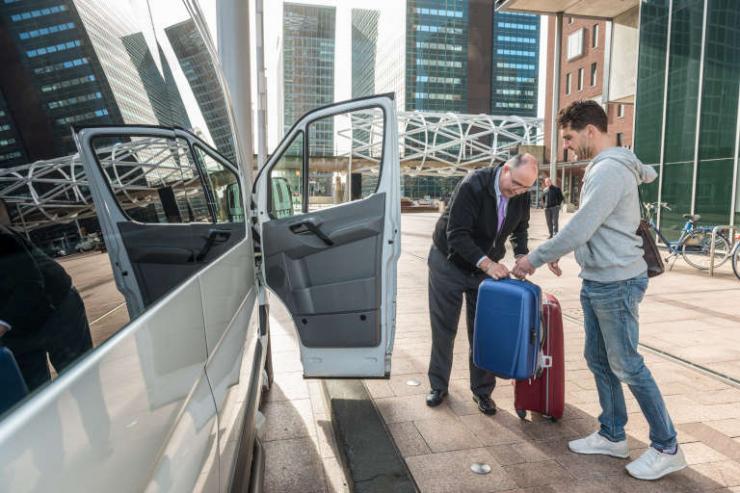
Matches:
[625,446,687,481]
[567,431,630,459]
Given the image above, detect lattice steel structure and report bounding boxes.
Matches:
[0,112,542,229]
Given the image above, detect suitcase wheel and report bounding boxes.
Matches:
[543,414,558,423]
[516,409,527,420]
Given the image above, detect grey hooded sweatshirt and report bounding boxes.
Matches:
[529,147,657,282]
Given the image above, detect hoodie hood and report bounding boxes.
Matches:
[592,147,657,185]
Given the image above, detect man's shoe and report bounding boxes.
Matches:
[626,446,687,480]
[568,431,630,459]
[472,394,497,415]
[426,389,447,407]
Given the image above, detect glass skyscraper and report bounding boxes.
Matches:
[491,11,539,116]
[405,0,469,112]
[283,3,335,155]
[634,0,739,237]
[351,9,380,99]
[166,19,236,161]
[0,1,118,167]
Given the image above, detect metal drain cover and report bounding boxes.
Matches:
[470,463,491,475]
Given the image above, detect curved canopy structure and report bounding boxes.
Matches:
[0,112,542,229]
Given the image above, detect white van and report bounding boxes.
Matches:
[0,0,400,491]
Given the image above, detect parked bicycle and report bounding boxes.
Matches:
[731,232,740,280]
[642,202,731,271]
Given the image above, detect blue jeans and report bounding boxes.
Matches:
[581,273,677,450]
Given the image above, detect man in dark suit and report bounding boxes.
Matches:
[426,154,538,414]
[0,199,93,391]
[541,177,564,238]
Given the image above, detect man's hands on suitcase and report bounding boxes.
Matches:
[513,256,535,278]
[481,258,511,280]
[512,256,563,278]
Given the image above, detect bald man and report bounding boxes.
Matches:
[426,154,538,414]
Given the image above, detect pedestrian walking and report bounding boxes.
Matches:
[541,177,563,238]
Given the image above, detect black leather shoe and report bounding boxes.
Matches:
[426,389,447,407]
[473,394,497,415]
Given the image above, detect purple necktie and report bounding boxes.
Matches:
[497,195,508,232]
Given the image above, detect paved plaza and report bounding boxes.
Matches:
[262,210,740,493]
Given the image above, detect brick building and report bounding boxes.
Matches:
[543,15,636,206]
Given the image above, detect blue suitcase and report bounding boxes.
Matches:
[473,278,542,380]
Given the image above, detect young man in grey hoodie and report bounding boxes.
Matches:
[514,100,687,481]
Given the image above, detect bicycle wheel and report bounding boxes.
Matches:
[681,232,731,270]
[732,245,740,280]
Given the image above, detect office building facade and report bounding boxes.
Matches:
[352,9,380,99]
[282,3,336,154]
[405,0,469,112]
[491,11,539,117]
[166,19,236,161]
[543,15,636,206]
[635,0,739,236]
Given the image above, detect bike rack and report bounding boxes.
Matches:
[709,225,736,276]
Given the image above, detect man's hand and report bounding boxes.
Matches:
[547,260,562,277]
[513,255,536,278]
[483,261,510,280]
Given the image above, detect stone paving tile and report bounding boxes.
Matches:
[486,441,551,466]
[264,437,326,493]
[388,372,429,397]
[680,423,740,461]
[680,441,730,465]
[707,419,740,438]
[321,456,350,493]
[313,413,339,459]
[388,421,432,458]
[374,394,457,424]
[459,412,529,446]
[362,378,395,399]
[390,355,427,375]
[414,416,483,453]
[265,371,310,403]
[675,461,740,489]
[263,398,316,442]
[405,448,518,493]
[502,460,575,488]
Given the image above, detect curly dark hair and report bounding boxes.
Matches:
[557,100,608,133]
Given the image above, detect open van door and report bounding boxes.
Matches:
[254,94,401,377]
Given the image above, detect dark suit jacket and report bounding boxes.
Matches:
[0,229,52,352]
[542,185,564,208]
[0,226,72,353]
[432,165,530,273]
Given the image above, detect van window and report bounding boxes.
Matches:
[91,135,212,224]
[307,107,384,211]
[268,132,304,218]
[194,145,244,223]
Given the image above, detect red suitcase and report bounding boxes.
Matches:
[514,293,565,421]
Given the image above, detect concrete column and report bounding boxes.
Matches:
[217,0,254,183]
[549,12,563,182]
[255,0,268,170]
